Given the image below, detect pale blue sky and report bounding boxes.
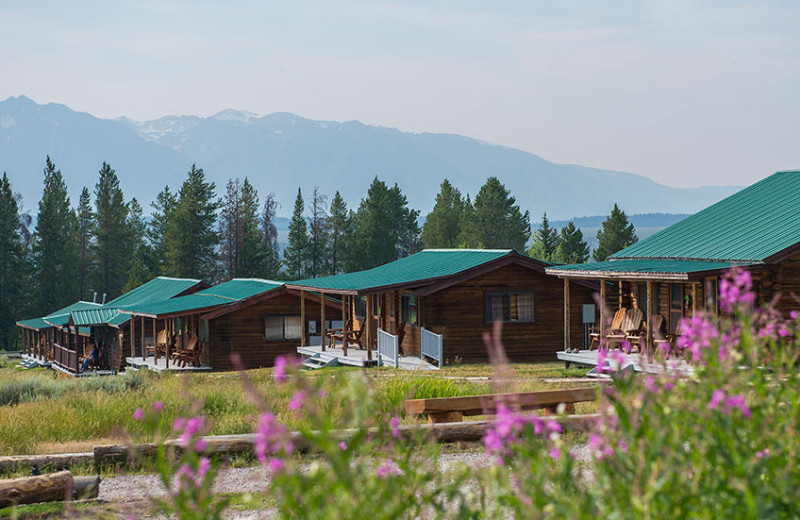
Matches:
[2,1,799,188]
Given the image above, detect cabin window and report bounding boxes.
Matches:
[354,297,366,318]
[485,291,535,323]
[401,295,418,325]
[264,316,302,341]
[705,278,718,312]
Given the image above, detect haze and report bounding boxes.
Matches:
[1,0,798,188]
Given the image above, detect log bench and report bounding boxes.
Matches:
[405,387,599,424]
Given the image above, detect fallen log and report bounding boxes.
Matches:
[73,475,100,500]
[0,470,73,508]
[94,414,600,467]
[0,452,94,473]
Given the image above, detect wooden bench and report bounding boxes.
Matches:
[405,387,598,424]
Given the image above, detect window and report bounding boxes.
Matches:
[354,297,366,318]
[485,291,534,323]
[401,295,418,325]
[264,316,302,341]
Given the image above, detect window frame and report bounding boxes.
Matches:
[484,290,535,324]
[264,315,302,341]
[401,294,418,326]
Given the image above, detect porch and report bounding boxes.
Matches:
[125,355,213,373]
[297,344,439,370]
[556,348,693,376]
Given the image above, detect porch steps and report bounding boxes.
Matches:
[19,357,40,369]
[302,353,339,371]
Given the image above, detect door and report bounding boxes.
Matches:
[669,283,683,334]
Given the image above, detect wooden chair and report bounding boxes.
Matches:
[171,334,200,367]
[588,308,627,350]
[146,330,168,358]
[656,319,685,359]
[346,319,365,350]
[606,308,644,350]
[327,318,351,349]
[627,314,664,352]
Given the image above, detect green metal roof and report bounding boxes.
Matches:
[288,249,517,293]
[17,301,102,330]
[119,279,283,317]
[546,259,749,280]
[70,277,204,327]
[611,170,800,263]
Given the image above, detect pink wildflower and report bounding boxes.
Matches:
[288,391,306,413]
[132,408,144,421]
[376,460,402,478]
[676,315,719,362]
[596,347,608,373]
[720,266,756,313]
[548,447,562,460]
[196,457,211,485]
[755,448,770,459]
[724,394,752,418]
[153,401,164,412]
[273,356,288,383]
[267,457,286,473]
[708,389,725,410]
[194,439,208,453]
[645,376,657,393]
[389,416,401,439]
[255,412,293,465]
[338,441,347,451]
[174,416,207,448]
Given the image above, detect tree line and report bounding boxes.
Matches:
[0,159,638,349]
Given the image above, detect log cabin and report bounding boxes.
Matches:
[117,278,342,371]
[16,301,102,369]
[285,249,597,366]
[63,277,208,374]
[546,169,800,354]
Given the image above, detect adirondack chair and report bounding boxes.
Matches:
[588,308,627,351]
[626,314,665,352]
[146,330,168,358]
[171,334,199,367]
[606,308,644,350]
[346,319,365,350]
[656,318,686,359]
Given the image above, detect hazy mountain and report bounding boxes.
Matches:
[0,95,739,220]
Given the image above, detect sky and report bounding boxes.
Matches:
[1,0,799,188]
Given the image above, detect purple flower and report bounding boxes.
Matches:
[175,416,207,448]
[376,460,402,478]
[274,356,288,383]
[676,315,719,362]
[338,441,347,451]
[288,391,306,413]
[724,394,752,418]
[268,457,286,473]
[255,412,293,465]
[132,408,144,421]
[194,439,208,453]
[389,416,401,439]
[484,403,555,462]
[645,376,657,393]
[153,401,164,412]
[708,389,725,410]
[720,266,756,313]
[548,447,562,460]
[755,448,770,459]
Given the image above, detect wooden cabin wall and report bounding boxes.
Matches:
[210,293,340,371]
[420,264,594,364]
[759,255,800,315]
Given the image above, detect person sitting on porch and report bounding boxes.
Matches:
[82,344,100,371]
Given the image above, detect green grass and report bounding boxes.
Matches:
[0,362,592,458]
[0,501,97,519]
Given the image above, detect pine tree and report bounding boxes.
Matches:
[92,162,131,300]
[261,193,281,278]
[348,177,420,271]
[164,165,219,280]
[219,178,244,279]
[527,212,559,262]
[458,195,478,247]
[284,188,309,279]
[238,178,267,278]
[123,198,151,292]
[471,177,530,251]
[32,157,79,314]
[554,222,590,264]
[308,187,329,277]
[148,186,177,275]
[76,187,95,300]
[0,174,28,349]
[422,179,465,249]
[594,204,638,261]
[328,191,351,275]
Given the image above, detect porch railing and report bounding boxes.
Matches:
[377,328,399,368]
[52,343,79,373]
[420,327,442,367]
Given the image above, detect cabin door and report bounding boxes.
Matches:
[386,293,397,334]
[669,283,683,334]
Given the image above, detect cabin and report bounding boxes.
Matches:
[64,277,208,374]
[285,249,597,366]
[546,169,800,357]
[16,301,102,370]
[118,278,342,371]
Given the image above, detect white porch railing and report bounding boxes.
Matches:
[377,328,399,368]
[421,327,442,367]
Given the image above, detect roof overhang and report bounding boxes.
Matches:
[545,259,767,282]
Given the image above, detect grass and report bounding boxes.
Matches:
[0,361,591,458]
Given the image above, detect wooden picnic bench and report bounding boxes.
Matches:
[405,387,599,424]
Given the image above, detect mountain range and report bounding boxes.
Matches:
[0,95,738,221]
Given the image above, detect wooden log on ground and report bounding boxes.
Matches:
[73,476,100,500]
[0,470,73,508]
[0,452,94,474]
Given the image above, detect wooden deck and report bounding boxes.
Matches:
[297,345,438,370]
[558,349,693,376]
[51,362,115,378]
[125,355,212,373]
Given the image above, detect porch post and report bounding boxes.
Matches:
[366,294,373,361]
[646,281,653,357]
[130,317,134,357]
[692,283,698,316]
[618,281,624,309]
[564,278,570,352]
[300,290,306,347]
[600,280,607,342]
[152,318,157,360]
[141,315,145,360]
[320,292,326,352]
[342,295,348,357]
[165,319,170,369]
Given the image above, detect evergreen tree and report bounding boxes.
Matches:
[261,193,281,278]
[308,187,329,277]
[92,162,130,300]
[76,187,95,300]
[148,186,177,275]
[471,177,530,251]
[238,178,267,278]
[554,222,590,264]
[219,178,244,279]
[164,165,219,280]
[0,174,28,349]
[32,157,79,314]
[284,188,310,279]
[328,191,351,275]
[123,198,151,292]
[422,179,465,249]
[527,212,559,262]
[458,195,478,247]
[594,204,638,261]
[348,177,420,271]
